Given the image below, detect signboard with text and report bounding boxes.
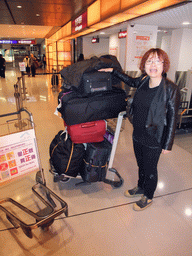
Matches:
[92,37,99,43]
[0,40,36,45]
[0,129,39,185]
[118,31,127,39]
[72,11,87,33]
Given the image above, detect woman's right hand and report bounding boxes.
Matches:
[98,68,113,72]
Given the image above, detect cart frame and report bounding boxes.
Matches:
[0,108,68,238]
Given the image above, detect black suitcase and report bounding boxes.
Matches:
[80,71,112,96]
[57,87,127,126]
[81,138,112,183]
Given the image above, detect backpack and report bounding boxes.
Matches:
[49,130,85,177]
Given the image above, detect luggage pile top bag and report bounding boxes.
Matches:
[59,54,123,93]
[80,70,112,96]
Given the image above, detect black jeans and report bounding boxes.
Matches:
[31,65,36,77]
[133,139,162,199]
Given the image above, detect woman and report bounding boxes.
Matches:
[30,53,37,77]
[23,55,31,76]
[100,48,180,211]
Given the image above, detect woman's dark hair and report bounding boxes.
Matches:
[139,48,170,74]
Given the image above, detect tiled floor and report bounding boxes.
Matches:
[0,67,192,256]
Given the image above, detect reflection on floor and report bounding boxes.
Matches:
[0,67,192,256]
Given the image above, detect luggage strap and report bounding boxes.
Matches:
[103,168,124,187]
[51,131,74,174]
[83,159,107,169]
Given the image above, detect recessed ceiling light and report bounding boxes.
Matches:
[36,14,40,17]
[182,21,190,25]
[17,6,22,8]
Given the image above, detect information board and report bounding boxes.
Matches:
[0,129,40,185]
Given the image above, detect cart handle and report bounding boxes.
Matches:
[0,108,32,120]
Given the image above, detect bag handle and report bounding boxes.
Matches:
[51,129,68,157]
[81,122,96,128]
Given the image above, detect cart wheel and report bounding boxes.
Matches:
[36,170,46,186]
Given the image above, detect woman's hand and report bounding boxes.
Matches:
[98,68,113,72]
[162,149,170,154]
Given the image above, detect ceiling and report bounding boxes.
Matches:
[84,1,192,38]
[0,0,96,39]
[0,0,191,42]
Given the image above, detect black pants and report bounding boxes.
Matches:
[31,65,36,77]
[133,139,162,199]
[0,66,5,78]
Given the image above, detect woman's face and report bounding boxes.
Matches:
[144,52,164,79]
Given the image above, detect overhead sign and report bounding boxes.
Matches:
[72,11,87,33]
[0,40,36,45]
[118,31,127,39]
[18,40,36,44]
[92,37,99,43]
[0,40,17,44]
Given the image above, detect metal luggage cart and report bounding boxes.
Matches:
[104,111,126,187]
[0,108,68,239]
[50,111,126,188]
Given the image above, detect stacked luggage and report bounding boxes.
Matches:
[49,55,127,187]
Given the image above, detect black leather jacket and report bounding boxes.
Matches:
[113,69,181,150]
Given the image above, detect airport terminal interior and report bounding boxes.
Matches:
[1,0,192,255]
[0,63,192,256]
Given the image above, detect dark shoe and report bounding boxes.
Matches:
[124,186,144,198]
[133,195,153,211]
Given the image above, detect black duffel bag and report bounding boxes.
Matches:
[49,130,85,177]
[57,87,127,126]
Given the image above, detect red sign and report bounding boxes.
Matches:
[136,36,150,41]
[18,40,36,44]
[92,37,99,43]
[118,31,127,39]
[72,11,87,33]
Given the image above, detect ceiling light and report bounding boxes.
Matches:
[36,14,40,17]
[100,32,105,34]
[185,208,192,216]
[17,6,22,8]
[182,21,190,25]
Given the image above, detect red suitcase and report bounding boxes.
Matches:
[66,120,106,144]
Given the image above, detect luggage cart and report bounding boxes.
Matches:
[51,68,59,91]
[104,110,126,187]
[50,111,126,188]
[0,108,68,239]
